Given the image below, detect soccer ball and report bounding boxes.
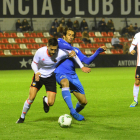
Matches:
[58,114,72,128]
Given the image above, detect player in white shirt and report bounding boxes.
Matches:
[129,32,140,107]
[16,38,90,123]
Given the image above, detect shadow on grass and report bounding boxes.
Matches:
[32,116,58,122]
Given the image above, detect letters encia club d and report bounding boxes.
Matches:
[2,0,140,16]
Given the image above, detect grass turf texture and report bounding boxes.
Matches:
[0,67,140,140]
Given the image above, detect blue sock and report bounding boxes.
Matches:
[75,102,85,113]
[62,87,75,113]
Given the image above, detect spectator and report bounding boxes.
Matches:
[51,19,59,28]
[49,25,57,38]
[111,34,123,49]
[64,25,68,32]
[107,19,115,32]
[98,18,108,33]
[80,19,88,32]
[0,30,5,33]
[59,17,65,23]
[82,30,91,44]
[66,19,73,28]
[73,20,80,32]
[122,32,131,40]
[128,24,135,37]
[121,26,129,36]
[134,23,138,31]
[22,19,32,32]
[57,23,64,38]
[16,19,23,32]
[59,19,66,27]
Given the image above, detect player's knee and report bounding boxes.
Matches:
[28,96,35,101]
[61,79,69,87]
[135,80,140,85]
[48,100,54,106]
[80,100,88,106]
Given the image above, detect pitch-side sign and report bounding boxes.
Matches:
[0,0,140,18]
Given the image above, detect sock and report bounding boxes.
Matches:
[75,102,85,113]
[44,96,49,105]
[62,87,75,113]
[133,84,139,102]
[21,99,33,119]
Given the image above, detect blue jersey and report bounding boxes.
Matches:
[54,47,85,74]
[54,38,85,74]
[55,38,104,74]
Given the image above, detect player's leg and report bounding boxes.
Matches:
[73,91,87,113]
[130,79,140,107]
[61,78,75,113]
[22,87,38,117]
[43,74,57,113]
[16,74,42,123]
[16,87,38,123]
[61,78,85,120]
[55,73,85,121]
[43,91,56,113]
[133,79,140,102]
[69,73,87,113]
[55,73,75,112]
[130,67,140,107]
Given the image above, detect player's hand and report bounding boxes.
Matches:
[100,46,107,51]
[69,50,76,58]
[131,50,136,55]
[81,67,91,73]
[35,72,41,81]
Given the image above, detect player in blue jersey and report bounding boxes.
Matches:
[56,28,106,121]
[44,28,106,121]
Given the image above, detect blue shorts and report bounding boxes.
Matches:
[55,73,85,94]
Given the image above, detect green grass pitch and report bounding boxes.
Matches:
[0,67,140,140]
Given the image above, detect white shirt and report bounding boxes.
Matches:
[129,32,140,66]
[31,46,84,78]
[111,37,120,45]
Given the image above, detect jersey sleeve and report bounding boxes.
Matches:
[31,61,38,73]
[75,47,104,65]
[31,49,41,73]
[33,49,40,63]
[58,38,74,50]
[129,34,138,52]
[74,48,86,61]
[72,55,84,68]
[59,49,84,68]
[132,34,139,45]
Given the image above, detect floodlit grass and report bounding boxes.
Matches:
[0,67,140,140]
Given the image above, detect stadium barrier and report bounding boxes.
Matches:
[0,55,137,70]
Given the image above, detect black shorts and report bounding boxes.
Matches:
[30,73,56,93]
[135,66,140,79]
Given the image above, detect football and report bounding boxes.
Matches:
[58,114,72,128]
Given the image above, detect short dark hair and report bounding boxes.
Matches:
[63,28,76,38]
[48,38,58,46]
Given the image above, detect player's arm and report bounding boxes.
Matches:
[72,54,91,73]
[31,50,41,81]
[129,44,136,55]
[129,34,138,55]
[62,49,91,73]
[76,47,106,65]
[129,45,136,55]
[58,38,74,50]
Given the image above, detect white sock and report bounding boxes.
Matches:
[133,84,139,102]
[21,99,33,119]
[44,96,48,104]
